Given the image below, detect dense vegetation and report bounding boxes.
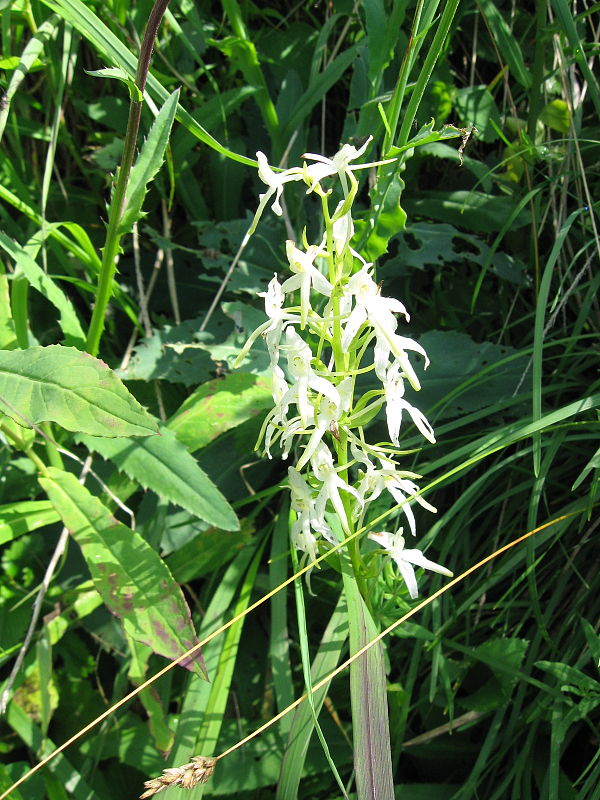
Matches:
[0,1,598,799]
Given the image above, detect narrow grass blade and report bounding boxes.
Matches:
[289,540,349,799]
[532,208,583,474]
[277,593,349,799]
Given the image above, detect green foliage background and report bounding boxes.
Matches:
[0,0,598,798]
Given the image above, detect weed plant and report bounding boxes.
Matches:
[0,1,598,799]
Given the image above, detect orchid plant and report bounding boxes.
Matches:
[236,137,451,600]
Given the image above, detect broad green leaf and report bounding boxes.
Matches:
[403,331,529,421]
[455,86,501,142]
[168,373,272,453]
[403,190,531,233]
[355,159,407,262]
[540,99,571,134]
[39,467,206,676]
[79,425,239,531]
[461,638,529,712]
[477,0,531,88]
[119,89,179,234]
[0,500,60,545]
[0,345,158,436]
[0,233,85,347]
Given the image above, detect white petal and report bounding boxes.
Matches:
[402,548,453,578]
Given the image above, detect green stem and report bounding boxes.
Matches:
[85,0,171,356]
[527,0,547,139]
[396,0,460,148]
[10,273,29,349]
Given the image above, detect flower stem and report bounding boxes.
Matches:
[85,0,171,356]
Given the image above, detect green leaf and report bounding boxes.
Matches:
[455,86,501,142]
[403,190,531,233]
[166,521,252,583]
[39,467,206,676]
[168,372,272,453]
[0,233,86,348]
[355,160,407,262]
[0,501,60,545]
[79,425,239,531]
[119,89,179,234]
[461,638,529,712]
[0,345,159,437]
[403,331,529,420]
[540,99,571,134]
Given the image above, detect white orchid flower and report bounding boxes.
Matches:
[280,326,339,425]
[282,241,332,328]
[351,444,435,537]
[295,377,353,471]
[244,153,304,242]
[289,467,334,544]
[383,363,436,445]
[311,443,363,534]
[341,266,429,389]
[369,530,452,599]
[233,274,301,369]
[303,137,374,192]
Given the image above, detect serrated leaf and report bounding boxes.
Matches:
[0,500,60,545]
[39,467,206,677]
[0,233,85,347]
[0,345,159,436]
[79,425,239,531]
[118,89,179,234]
[168,372,272,453]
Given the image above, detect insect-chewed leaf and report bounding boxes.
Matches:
[0,345,159,437]
[39,467,206,678]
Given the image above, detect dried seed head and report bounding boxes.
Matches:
[140,756,216,798]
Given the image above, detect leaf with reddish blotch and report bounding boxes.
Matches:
[39,467,206,678]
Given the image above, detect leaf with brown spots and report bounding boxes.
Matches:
[39,467,206,679]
